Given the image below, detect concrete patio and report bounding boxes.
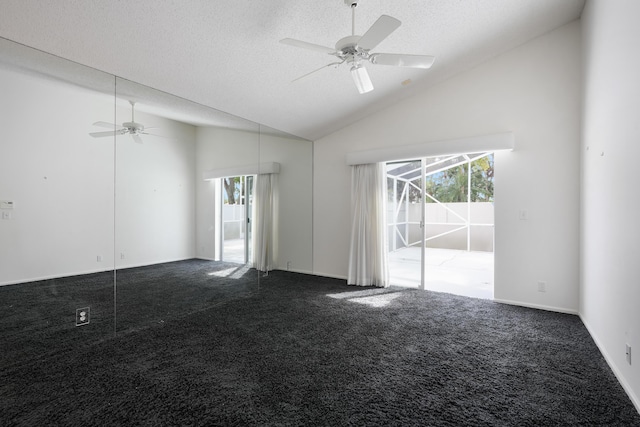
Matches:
[225,239,493,299]
[388,247,494,299]
[223,238,246,264]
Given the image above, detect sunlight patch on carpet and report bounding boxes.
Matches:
[347,292,401,307]
[327,289,403,307]
[207,265,250,279]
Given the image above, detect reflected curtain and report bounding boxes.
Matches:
[348,162,389,287]
[253,173,277,272]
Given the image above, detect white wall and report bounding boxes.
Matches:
[0,66,197,284]
[114,106,197,269]
[0,67,115,284]
[581,0,640,410]
[313,21,581,313]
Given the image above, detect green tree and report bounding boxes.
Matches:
[470,155,494,202]
[223,176,245,205]
[425,154,493,203]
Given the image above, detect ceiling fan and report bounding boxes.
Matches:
[280,0,435,94]
[90,101,162,143]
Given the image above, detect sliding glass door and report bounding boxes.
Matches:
[387,160,426,289]
[387,153,495,298]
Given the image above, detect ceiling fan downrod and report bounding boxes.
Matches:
[346,0,359,36]
[129,100,136,122]
[123,100,143,133]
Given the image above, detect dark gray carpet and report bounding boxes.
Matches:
[1,259,638,426]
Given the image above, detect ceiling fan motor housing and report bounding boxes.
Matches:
[123,122,144,133]
[336,35,372,65]
[336,35,361,54]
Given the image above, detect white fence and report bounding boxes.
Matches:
[388,202,494,252]
[223,204,246,240]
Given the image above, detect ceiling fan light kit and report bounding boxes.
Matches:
[350,63,373,94]
[281,0,434,94]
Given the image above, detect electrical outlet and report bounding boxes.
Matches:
[626,344,632,365]
[76,307,90,327]
[519,209,529,221]
[287,261,291,270]
[120,253,125,260]
[537,281,546,292]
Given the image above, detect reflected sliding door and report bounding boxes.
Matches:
[221,174,254,264]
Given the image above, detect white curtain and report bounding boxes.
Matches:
[252,173,277,272]
[347,162,389,287]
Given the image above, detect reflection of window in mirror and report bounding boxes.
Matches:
[220,175,254,264]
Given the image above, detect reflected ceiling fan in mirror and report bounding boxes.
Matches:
[280,0,435,94]
[90,100,164,143]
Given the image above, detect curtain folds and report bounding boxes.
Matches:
[347,162,389,287]
[252,173,277,272]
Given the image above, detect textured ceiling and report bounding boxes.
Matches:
[0,0,584,140]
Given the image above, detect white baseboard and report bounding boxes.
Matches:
[115,257,192,270]
[0,257,195,287]
[305,270,348,281]
[493,298,578,315]
[580,315,640,414]
[0,267,113,287]
[273,267,313,275]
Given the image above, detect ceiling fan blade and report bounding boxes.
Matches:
[370,53,435,69]
[292,60,345,83]
[132,134,143,144]
[141,131,170,139]
[92,121,118,129]
[280,38,336,54]
[90,130,118,138]
[358,15,401,51]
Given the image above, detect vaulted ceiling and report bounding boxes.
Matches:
[0,0,584,140]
